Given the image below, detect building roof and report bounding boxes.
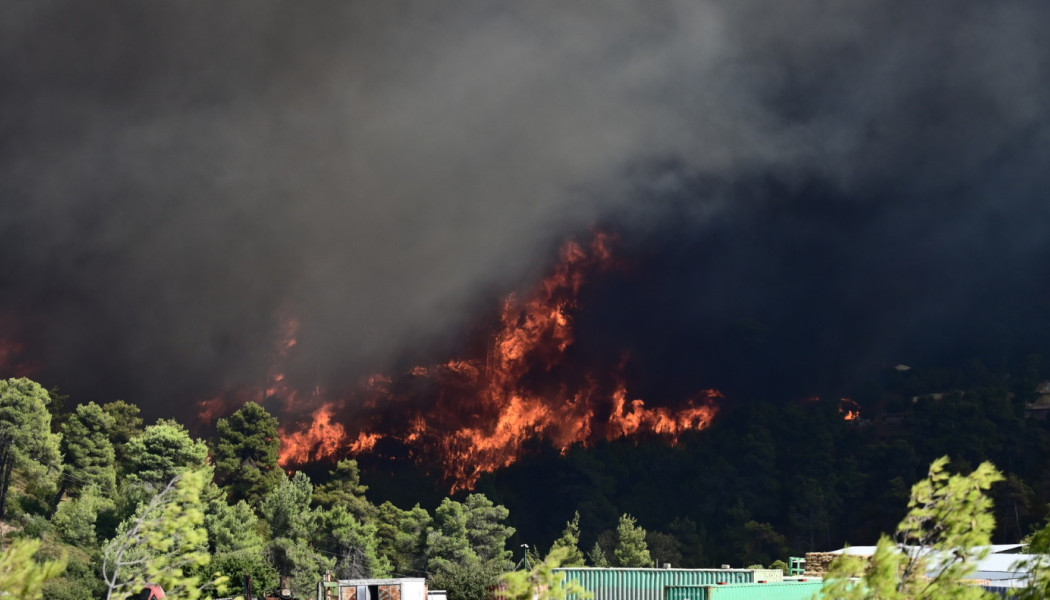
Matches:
[827,544,1024,556]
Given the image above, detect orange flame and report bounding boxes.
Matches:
[200,233,722,492]
[278,404,348,464]
[840,397,861,421]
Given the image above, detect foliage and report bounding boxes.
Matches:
[322,505,391,579]
[59,402,117,497]
[548,511,586,567]
[376,501,431,576]
[52,485,117,547]
[42,553,106,600]
[817,456,1002,600]
[205,491,265,554]
[102,469,225,600]
[464,493,515,568]
[588,542,609,567]
[427,561,503,600]
[500,546,593,600]
[426,493,515,576]
[208,548,280,596]
[268,536,334,598]
[123,419,209,490]
[213,402,282,504]
[614,513,651,567]
[259,470,332,597]
[101,400,144,468]
[1009,515,1050,600]
[314,459,376,520]
[0,538,67,600]
[0,378,63,517]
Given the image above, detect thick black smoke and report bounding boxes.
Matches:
[2,1,1050,418]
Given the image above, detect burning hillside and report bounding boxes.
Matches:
[201,233,721,492]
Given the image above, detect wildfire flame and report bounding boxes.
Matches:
[840,397,861,421]
[203,233,722,492]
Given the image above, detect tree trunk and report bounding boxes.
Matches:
[0,454,13,520]
[48,479,68,519]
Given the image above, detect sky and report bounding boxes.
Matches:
[2,1,1050,419]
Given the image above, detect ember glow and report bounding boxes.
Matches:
[840,397,861,421]
[0,331,40,379]
[203,233,721,492]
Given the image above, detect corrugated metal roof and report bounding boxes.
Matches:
[555,568,757,600]
[827,544,1023,556]
[665,582,824,600]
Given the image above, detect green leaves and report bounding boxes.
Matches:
[0,539,67,600]
[102,469,225,600]
[614,513,651,568]
[818,456,1002,600]
[500,547,593,600]
[213,402,282,503]
[548,511,586,567]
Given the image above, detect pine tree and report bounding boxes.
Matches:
[101,400,143,470]
[465,493,515,569]
[323,505,391,578]
[614,514,651,568]
[123,419,209,489]
[259,471,332,596]
[0,378,63,517]
[376,501,431,576]
[313,459,376,521]
[56,402,117,505]
[588,542,609,568]
[548,512,586,567]
[213,402,282,503]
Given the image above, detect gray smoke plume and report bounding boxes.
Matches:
[2,1,1049,417]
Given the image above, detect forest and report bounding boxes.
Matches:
[6,351,1050,600]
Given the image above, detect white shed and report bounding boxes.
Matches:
[317,577,429,600]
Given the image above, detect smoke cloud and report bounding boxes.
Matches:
[2,1,1049,417]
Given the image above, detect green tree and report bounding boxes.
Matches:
[123,419,209,490]
[465,493,515,569]
[614,514,651,567]
[0,378,63,517]
[213,402,282,504]
[426,497,475,577]
[102,469,225,600]
[500,547,593,600]
[548,512,586,567]
[202,486,278,596]
[56,402,117,506]
[376,501,431,576]
[588,542,609,568]
[322,505,391,578]
[52,485,117,548]
[427,562,503,600]
[259,471,332,597]
[313,459,376,521]
[426,494,515,577]
[1015,515,1050,600]
[101,400,143,470]
[0,539,67,600]
[818,456,1002,600]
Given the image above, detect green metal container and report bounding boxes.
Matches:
[664,581,824,600]
[555,568,755,600]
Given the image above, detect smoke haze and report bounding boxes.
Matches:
[2,1,1050,417]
